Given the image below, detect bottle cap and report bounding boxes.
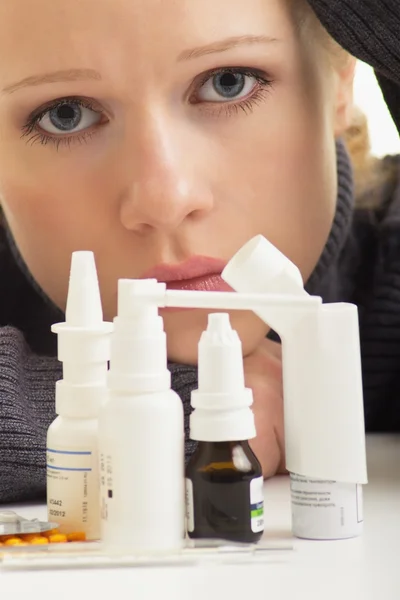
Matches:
[107,279,171,393]
[190,313,255,442]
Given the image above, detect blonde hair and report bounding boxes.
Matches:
[290,0,391,207]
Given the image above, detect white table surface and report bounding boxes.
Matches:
[1,434,399,600]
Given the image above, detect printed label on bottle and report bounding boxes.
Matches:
[46,447,99,539]
[250,476,264,533]
[290,474,363,539]
[185,478,195,533]
[99,452,114,525]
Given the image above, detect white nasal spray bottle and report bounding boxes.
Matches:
[98,279,185,553]
[47,252,113,540]
[223,235,367,541]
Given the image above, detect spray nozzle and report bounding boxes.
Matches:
[117,279,166,321]
[51,251,113,417]
[108,279,170,393]
[65,251,103,327]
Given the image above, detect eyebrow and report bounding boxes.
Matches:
[2,68,102,94]
[2,36,277,93]
[178,34,280,61]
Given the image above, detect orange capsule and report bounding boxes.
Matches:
[48,534,68,544]
[0,535,18,542]
[4,538,27,546]
[20,534,42,542]
[42,528,60,538]
[29,537,49,545]
[66,532,86,543]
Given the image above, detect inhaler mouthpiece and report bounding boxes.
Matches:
[190,313,255,442]
[222,235,306,297]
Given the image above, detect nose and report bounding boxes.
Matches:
[119,113,213,234]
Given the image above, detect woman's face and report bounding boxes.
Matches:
[0,0,354,362]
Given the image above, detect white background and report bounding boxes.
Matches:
[355,62,400,157]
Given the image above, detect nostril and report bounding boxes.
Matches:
[129,222,154,236]
[119,171,213,232]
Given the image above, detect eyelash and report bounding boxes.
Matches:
[192,67,274,117]
[20,67,274,149]
[21,97,101,150]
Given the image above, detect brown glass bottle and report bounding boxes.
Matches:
[185,440,264,543]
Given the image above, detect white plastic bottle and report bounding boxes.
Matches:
[47,252,113,540]
[98,279,185,553]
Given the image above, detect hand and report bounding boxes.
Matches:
[243,338,286,479]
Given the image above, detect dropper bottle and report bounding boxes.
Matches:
[47,252,113,540]
[186,313,264,544]
[98,279,185,553]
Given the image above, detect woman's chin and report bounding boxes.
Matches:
[165,309,269,366]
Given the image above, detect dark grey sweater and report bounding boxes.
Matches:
[1,0,400,503]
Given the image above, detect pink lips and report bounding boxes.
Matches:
[141,257,232,294]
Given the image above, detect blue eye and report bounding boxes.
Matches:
[38,101,101,134]
[198,70,257,103]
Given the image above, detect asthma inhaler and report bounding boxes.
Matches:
[223,235,367,541]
